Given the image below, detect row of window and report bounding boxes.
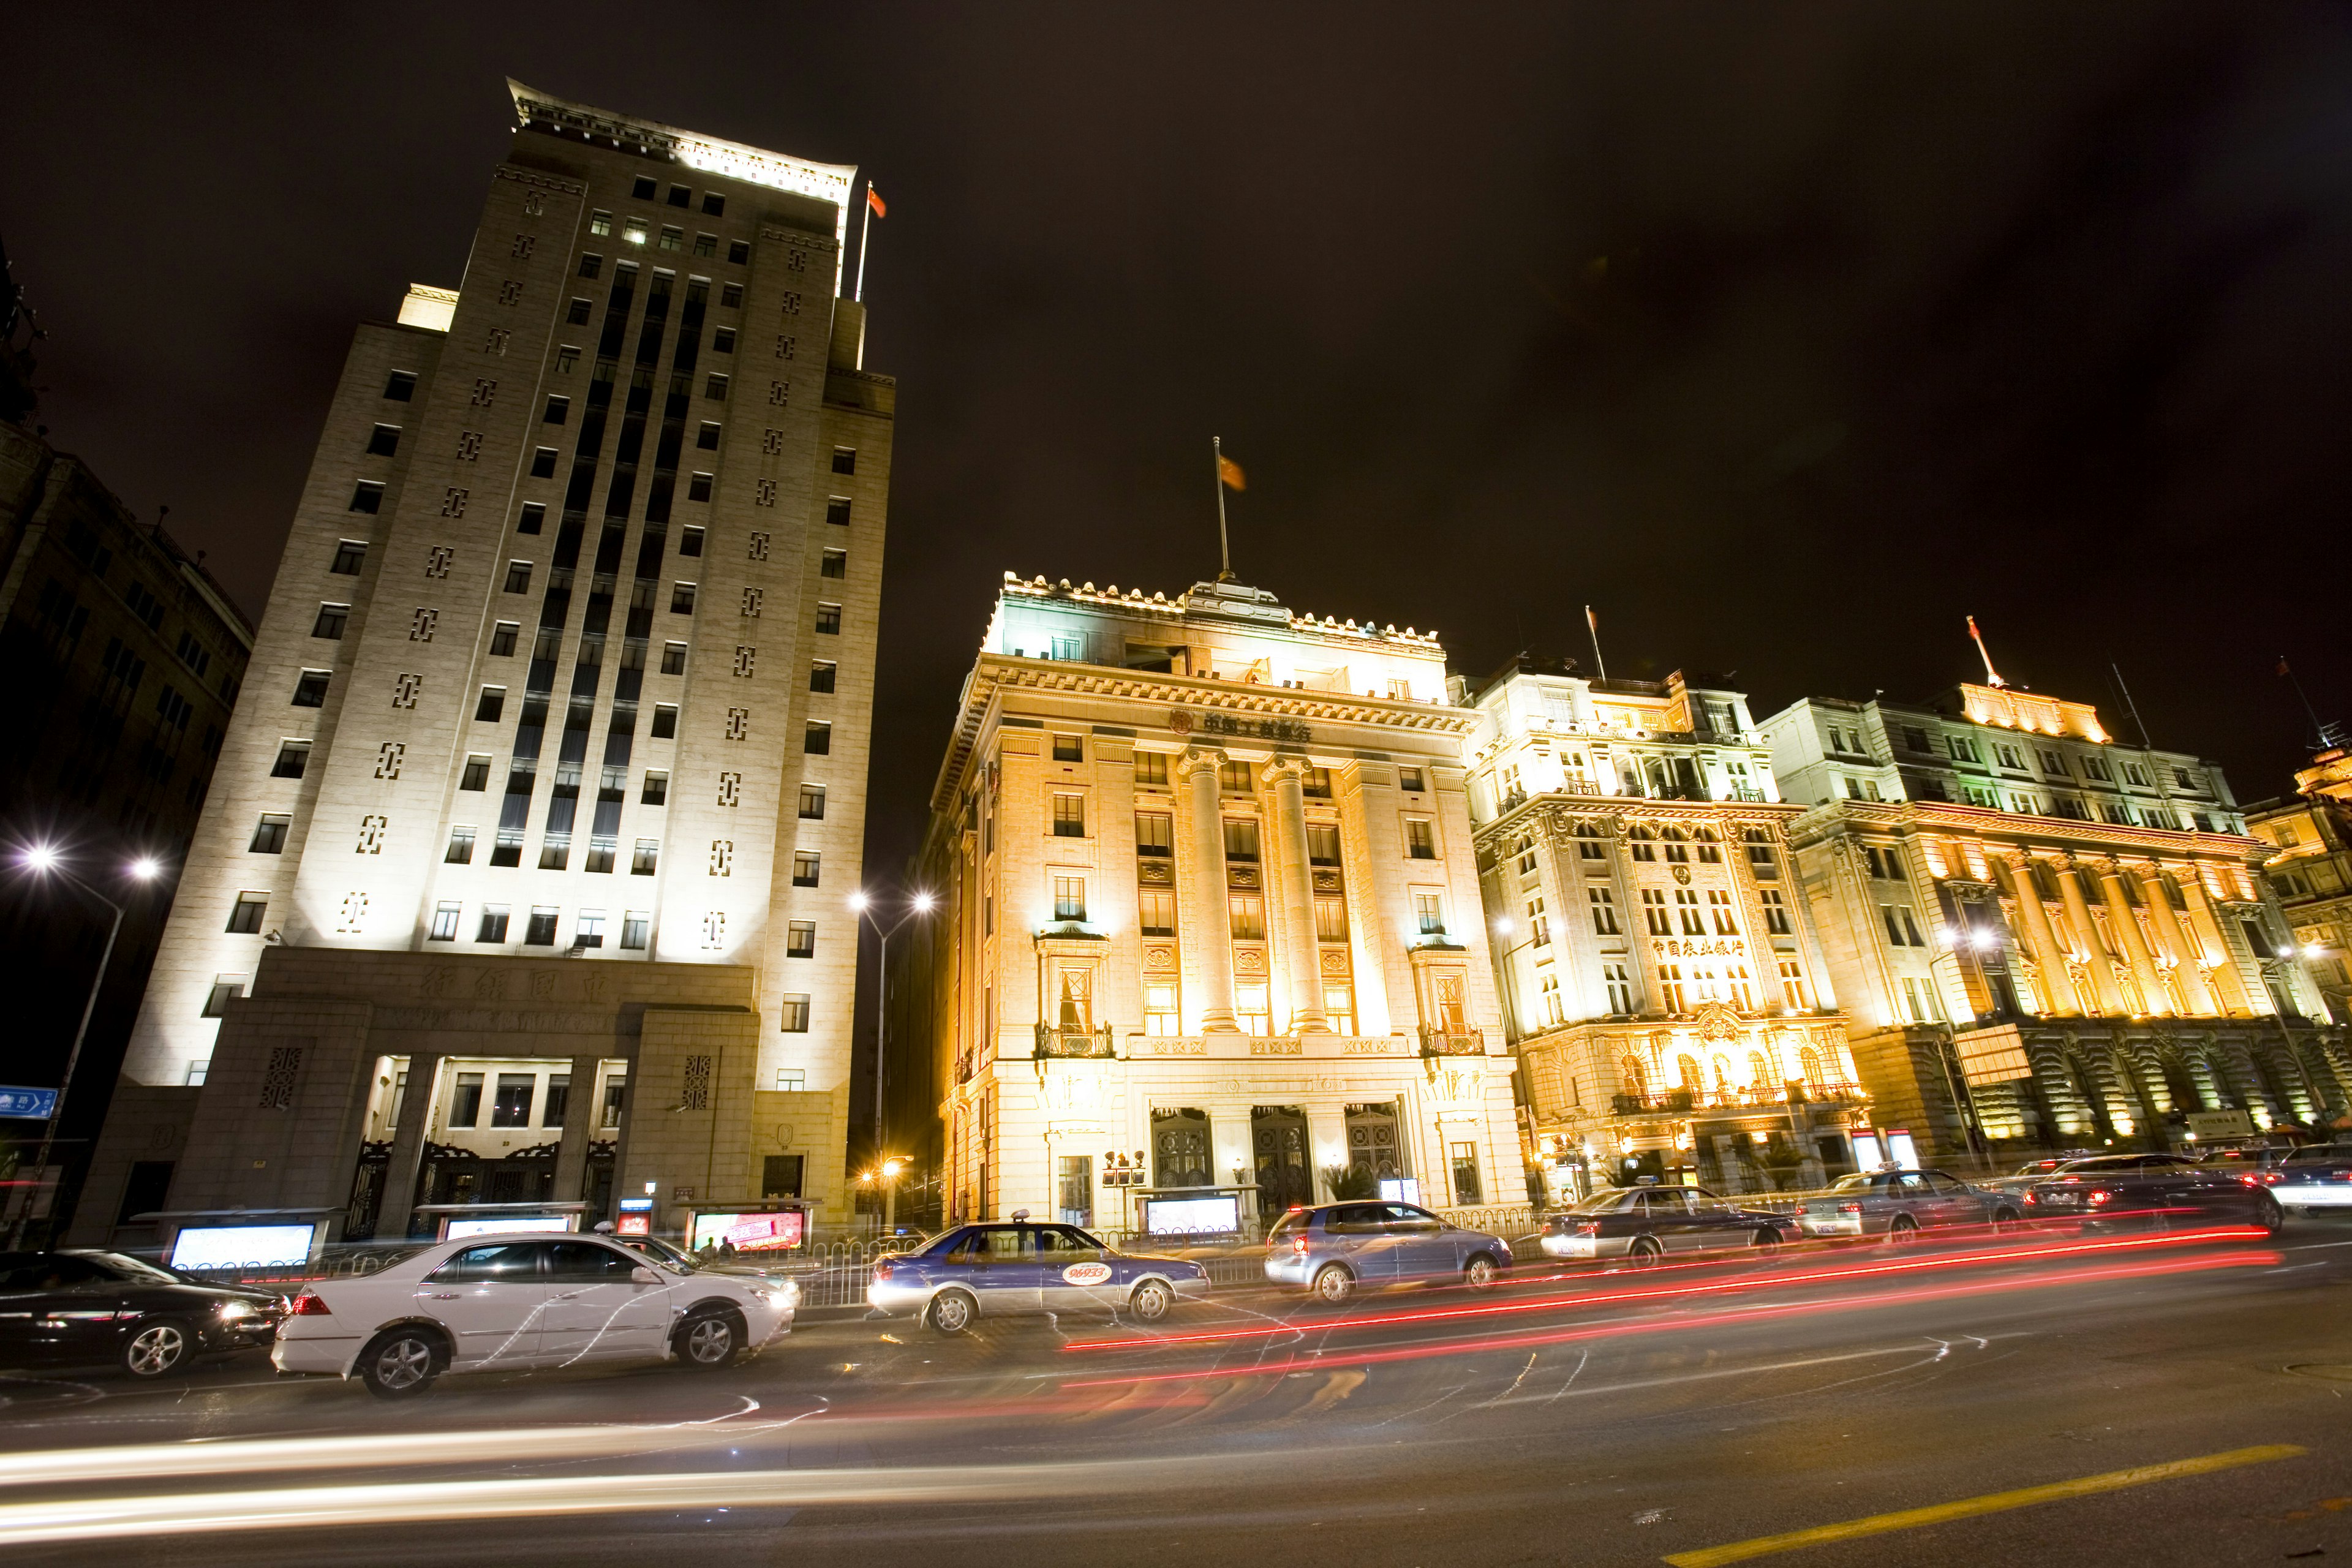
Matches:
[1858,720,2206,794]
[1050,798,1434,861]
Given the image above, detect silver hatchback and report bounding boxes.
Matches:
[1263,1202,1513,1304]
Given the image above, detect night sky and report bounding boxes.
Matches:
[12,4,2352,895]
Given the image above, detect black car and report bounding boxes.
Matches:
[1538,1185,1799,1264]
[0,1250,284,1378]
[2019,1154,2283,1235]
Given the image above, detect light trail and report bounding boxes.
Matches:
[1066,1226,2270,1352]
[1058,1249,2276,1389]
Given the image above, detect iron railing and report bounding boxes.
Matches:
[1035,1023,1117,1058]
[1609,1082,1869,1116]
[1419,1025,1485,1057]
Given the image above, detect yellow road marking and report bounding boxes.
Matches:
[1663,1444,2307,1567]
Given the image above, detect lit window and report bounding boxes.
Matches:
[249,815,289,854]
[429,903,461,941]
[1054,876,1087,921]
[786,921,816,958]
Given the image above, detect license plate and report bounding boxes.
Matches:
[2043,1194,2079,1207]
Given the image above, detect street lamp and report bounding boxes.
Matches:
[851,888,935,1210]
[7,848,162,1246]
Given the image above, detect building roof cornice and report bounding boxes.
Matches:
[1471,791,1805,847]
[1782,797,2266,864]
[506,80,856,209]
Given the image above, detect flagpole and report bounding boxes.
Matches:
[854,183,873,302]
[1585,605,1608,682]
[1213,436,1233,582]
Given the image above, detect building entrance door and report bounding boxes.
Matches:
[1253,1106,1313,1212]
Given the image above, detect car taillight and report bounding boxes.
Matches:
[872,1261,894,1281]
[2087,1190,2112,1206]
[2022,1192,2036,1205]
[288,1292,331,1316]
[1291,1235,1310,1256]
[1575,1221,1600,1236]
[1839,1203,1863,1214]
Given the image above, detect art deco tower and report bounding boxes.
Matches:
[79,83,889,1241]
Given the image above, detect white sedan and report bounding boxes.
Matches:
[273,1232,795,1398]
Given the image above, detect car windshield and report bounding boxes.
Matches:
[1830,1174,1877,1192]
[620,1235,701,1272]
[82,1252,186,1285]
[1567,1191,1637,1214]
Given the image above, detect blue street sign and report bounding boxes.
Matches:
[0,1087,59,1120]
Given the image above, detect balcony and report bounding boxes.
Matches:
[1608,1081,1869,1117]
[1034,1023,1116,1058]
[1419,1025,1485,1057]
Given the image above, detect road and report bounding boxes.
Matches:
[1,1216,2348,1567]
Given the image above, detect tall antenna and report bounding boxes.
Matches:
[2109,663,2154,749]
[1966,615,2007,688]
[2279,655,2350,752]
[1585,605,1609,682]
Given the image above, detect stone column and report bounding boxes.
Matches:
[2179,876,2253,1015]
[551,1053,605,1204]
[1179,749,1240,1031]
[2136,865,2217,1016]
[2097,860,2167,1013]
[1265,758,1330,1032]
[1998,852,2075,1016]
[380,1052,445,1240]
[2055,856,2128,1015]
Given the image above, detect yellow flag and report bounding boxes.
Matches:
[1217,453,1246,491]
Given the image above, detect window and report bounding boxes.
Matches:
[1641,887,1670,935]
[805,722,831,755]
[1629,826,1656,861]
[710,324,734,352]
[290,669,329,707]
[728,239,750,265]
[1400,767,1425,792]
[1223,817,1259,860]
[1664,829,1690,864]
[1449,1143,1482,1206]
[330,539,369,576]
[383,370,417,401]
[489,831,522,867]
[567,296,592,325]
[1589,886,1621,935]
[601,1077,626,1126]
[517,501,545,535]
[1405,819,1436,859]
[1882,904,1925,947]
[1604,962,1635,1015]
[780,993,810,1033]
[1306,823,1340,865]
[1676,888,1705,934]
[1760,888,1791,934]
[669,582,697,614]
[641,771,668,805]
[826,497,852,527]
[1781,961,1811,1011]
[661,642,687,674]
[1902,976,1940,1024]
[1136,812,1172,856]
[720,282,742,309]
[448,1074,484,1128]
[471,903,510,943]
[632,840,660,875]
[1694,828,1722,864]
[504,561,532,594]
[1414,892,1446,935]
[815,603,842,635]
[1134,751,1169,788]
[248,815,289,854]
[1866,845,1906,880]
[1577,824,1605,860]
[445,826,476,864]
[1219,761,1254,794]
[429,903,461,942]
[579,253,603,278]
[687,472,713,503]
[530,446,557,478]
[793,851,821,888]
[679,525,704,557]
[1229,894,1265,940]
[202,976,246,1018]
[620,911,650,950]
[809,661,836,693]
[574,911,604,949]
[1054,876,1087,921]
[226,894,266,934]
[832,447,857,475]
[1657,965,1686,1012]
[1144,982,1180,1035]
[475,686,505,722]
[1708,888,1738,934]
[271,741,310,778]
[657,225,682,251]
[524,907,559,946]
[786,921,816,958]
[821,548,847,579]
[651,704,678,738]
[1053,733,1084,762]
[1310,895,1346,941]
[1139,890,1175,936]
[1945,734,1977,763]
[799,784,826,820]
[312,603,349,639]
[704,373,728,401]
[1526,896,1550,946]
[1053,793,1086,837]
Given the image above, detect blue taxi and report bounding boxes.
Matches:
[866,1214,1211,1335]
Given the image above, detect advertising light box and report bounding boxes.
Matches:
[1142,1194,1240,1236]
[442,1215,575,1241]
[1378,1177,1423,1205]
[690,1210,805,1253]
[168,1223,320,1270]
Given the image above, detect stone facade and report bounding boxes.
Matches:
[2246,746,2352,1027]
[75,83,883,1243]
[919,575,1527,1234]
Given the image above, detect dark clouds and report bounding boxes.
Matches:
[10,4,2352,886]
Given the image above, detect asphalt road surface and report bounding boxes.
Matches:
[2,1216,2349,1567]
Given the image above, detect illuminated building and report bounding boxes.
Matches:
[919,573,1526,1232]
[73,83,889,1245]
[2244,744,2352,1025]
[1761,679,2345,1156]
[1463,658,1864,1200]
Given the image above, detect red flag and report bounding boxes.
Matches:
[865,185,886,219]
[1216,452,1245,491]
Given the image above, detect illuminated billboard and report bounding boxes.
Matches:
[690,1210,805,1252]
[442,1215,575,1240]
[167,1223,320,1270]
[1142,1194,1239,1236]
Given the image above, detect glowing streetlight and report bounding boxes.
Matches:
[20,845,58,873]
[129,858,161,881]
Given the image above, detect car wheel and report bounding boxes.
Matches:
[1462,1253,1501,1289]
[1129,1279,1175,1322]
[676,1309,744,1370]
[1886,1215,1921,1248]
[121,1318,192,1379]
[1991,1208,2021,1234]
[357,1327,442,1400]
[1627,1235,1664,1268]
[2252,1193,2285,1238]
[926,1289,979,1336]
[1749,1228,1782,1256]
[1312,1264,1357,1305]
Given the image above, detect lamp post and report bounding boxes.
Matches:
[850,889,934,1208]
[8,848,161,1246]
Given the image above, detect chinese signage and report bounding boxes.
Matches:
[0,1087,57,1120]
[1952,1023,2032,1088]
[1171,710,1311,744]
[1649,938,1746,959]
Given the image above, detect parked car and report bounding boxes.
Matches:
[1977,1152,2103,1193]
[1796,1169,2019,1243]
[2019,1154,2283,1234]
[273,1232,795,1399]
[0,1250,282,1378]
[2262,1142,2352,1213]
[1264,1202,1513,1303]
[867,1218,1208,1333]
[1539,1185,1797,1264]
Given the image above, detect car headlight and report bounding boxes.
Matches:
[217,1299,255,1321]
[763,1281,801,1308]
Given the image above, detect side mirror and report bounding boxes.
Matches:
[631,1266,661,1285]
